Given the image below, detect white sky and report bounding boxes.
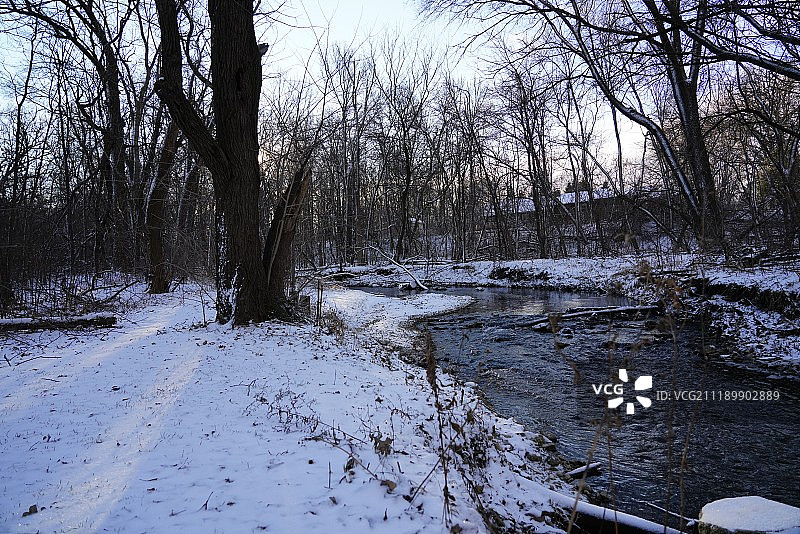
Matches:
[259,0,646,169]
[264,1,417,71]
[261,0,475,80]
[0,0,646,176]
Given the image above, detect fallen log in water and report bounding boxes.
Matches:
[547,489,684,534]
[0,313,117,332]
[566,461,603,479]
[522,305,661,331]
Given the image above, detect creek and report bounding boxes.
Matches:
[361,286,800,527]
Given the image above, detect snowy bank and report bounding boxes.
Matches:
[321,255,800,375]
[1,286,593,533]
[323,288,473,349]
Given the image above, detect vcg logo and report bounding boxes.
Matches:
[592,369,653,415]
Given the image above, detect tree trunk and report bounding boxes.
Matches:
[155,0,270,324]
[668,68,726,249]
[207,0,269,323]
[177,157,201,234]
[147,120,178,294]
[263,163,313,316]
[103,45,130,268]
[0,240,13,310]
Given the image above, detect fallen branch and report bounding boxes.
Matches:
[0,313,117,332]
[367,245,429,291]
[14,356,63,366]
[92,281,138,307]
[635,500,697,527]
[522,305,660,331]
[547,489,684,534]
[199,491,213,511]
[565,462,602,479]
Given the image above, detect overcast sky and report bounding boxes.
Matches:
[265,1,416,64]
[0,0,645,167]
[262,0,473,79]
[258,0,645,163]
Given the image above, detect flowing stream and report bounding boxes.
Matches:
[361,286,800,527]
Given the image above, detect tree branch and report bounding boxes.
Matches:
[153,0,227,182]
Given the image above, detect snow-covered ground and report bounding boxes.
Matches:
[335,257,658,294]
[324,255,800,374]
[1,285,582,533]
[3,254,797,532]
[702,264,800,296]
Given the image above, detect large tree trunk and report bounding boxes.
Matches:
[207,0,269,323]
[155,0,270,324]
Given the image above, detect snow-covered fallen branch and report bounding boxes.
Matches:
[0,313,117,332]
[565,461,602,479]
[547,489,683,534]
[523,305,660,331]
[367,245,429,290]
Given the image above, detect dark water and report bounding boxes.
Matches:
[360,286,800,527]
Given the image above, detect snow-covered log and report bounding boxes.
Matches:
[565,462,602,479]
[547,489,684,534]
[367,246,429,290]
[0,313,116,332]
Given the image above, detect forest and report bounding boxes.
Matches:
[2,2,800,532]
[0,0,797,324]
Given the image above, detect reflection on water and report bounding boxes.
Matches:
[360,286,800,526]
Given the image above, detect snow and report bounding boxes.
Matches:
[699,496,800,533]
[546,489,683,534]
[705,296,800,373]
[565,462,602,478]
[323,289,471,349]
[703,266,800,296]
[340,257,658,294]
[0,286,569,533]
[322,254,800,373]
[3,254,797,531]
[557,188,614,206]
[485,189,616,216]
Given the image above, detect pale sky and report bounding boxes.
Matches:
[264,1,423,71]
[261,0,474,80]
[0,0,645,171]
[259,0,646,166]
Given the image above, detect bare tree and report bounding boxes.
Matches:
[155,0,271,323]
[155,0,325,322]
[1,0,138,267]
[0,21,38,309]
[319,45,378,265]
[375,37,440,260]
[493,45,557,257]
[720,68,800,249]
[424,0,757,250]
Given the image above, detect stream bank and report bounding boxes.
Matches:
[349,285,799,528]
[333,256,800,529]
[320,255,800,379]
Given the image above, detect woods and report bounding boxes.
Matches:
[0,0,798,323]
[2,4,799,532]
